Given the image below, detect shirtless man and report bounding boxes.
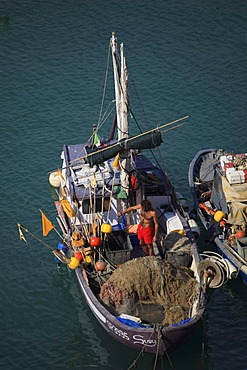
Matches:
[117,199,158,256]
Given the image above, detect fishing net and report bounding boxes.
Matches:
[100,256,199,325]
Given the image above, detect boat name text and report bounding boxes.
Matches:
[106,321,130,341]
[133,335,156,347]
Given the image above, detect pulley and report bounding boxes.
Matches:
[198,251,237,290]
[197,259,225,289]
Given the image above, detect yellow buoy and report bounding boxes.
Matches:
[170,229,185,235]
[214,211,225,222]
[101,223,113,234]
[83,255,92,266]
[68,256,80,270]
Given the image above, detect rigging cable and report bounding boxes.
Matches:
[97,44,111,128]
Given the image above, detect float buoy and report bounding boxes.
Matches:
[68,256,80,270]
[83,255,92,266]
[49,171,61,188]
[214,211,226,222]
[101,223,112,234]
[236,230,246,239]
[72,231,86,247]
[54,243,68,264]
[89,237,101,247]
[170,229,185,235]
[95,261,107,271]
[74,252,83,262]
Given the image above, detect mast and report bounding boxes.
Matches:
[110,32,130,208]
[120,42,129,140]
[110,32,129,141]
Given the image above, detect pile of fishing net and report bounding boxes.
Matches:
[100,256,200,325]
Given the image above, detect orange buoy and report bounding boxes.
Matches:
[95,261,107,271]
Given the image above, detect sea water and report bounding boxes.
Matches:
[1,0,247,369]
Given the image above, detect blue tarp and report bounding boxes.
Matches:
[116,317,148,328]
[172,318,191,326]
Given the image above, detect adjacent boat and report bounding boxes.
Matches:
[188,148,247,284]
[46,34,229,358]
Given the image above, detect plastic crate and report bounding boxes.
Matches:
[237,237,247,259]
[106,249,131,264]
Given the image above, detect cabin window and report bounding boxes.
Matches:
[81,197,110,214]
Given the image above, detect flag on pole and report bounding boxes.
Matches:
[92,173,97,188]
[112,152,121,170]
[40,209,54,236]
[93,131,101,147]
[17,223,27,243]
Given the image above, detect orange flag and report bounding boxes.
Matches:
[40,209,54,236]
[112,152,120,170]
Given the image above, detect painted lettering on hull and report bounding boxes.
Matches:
[106,320,130,341]
[106,321,157,348]
[133,335,157,347]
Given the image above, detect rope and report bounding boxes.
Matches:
[153,326,162,370]
[97,44,111,127]
[18,224,54,251]
[126,347,145,370]
[126,326,165,370]
[106,167,117,223]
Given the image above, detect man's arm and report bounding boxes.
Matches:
[153,211,159,241]
[117,204,141,217]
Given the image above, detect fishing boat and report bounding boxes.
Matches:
[24,34,231,358]
[188,148,247,284]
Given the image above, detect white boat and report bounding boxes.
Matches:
[188,148,247,284]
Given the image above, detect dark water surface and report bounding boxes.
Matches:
[1,0,247,369]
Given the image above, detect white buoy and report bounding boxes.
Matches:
[49,171,61,188]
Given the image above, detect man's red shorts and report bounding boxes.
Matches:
[137,224,154,245]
